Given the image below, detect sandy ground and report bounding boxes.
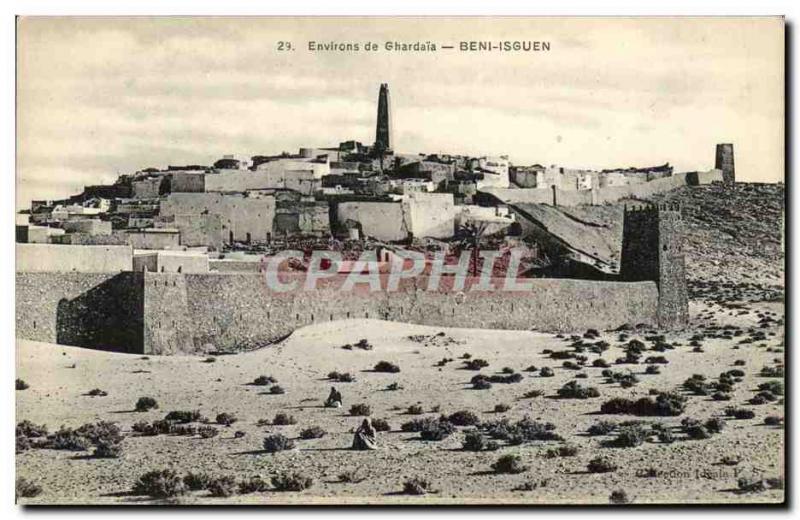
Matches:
[16,299,784,505]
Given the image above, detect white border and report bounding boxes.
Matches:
[2,2,795,520]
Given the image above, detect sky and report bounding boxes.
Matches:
[16,16,784,208]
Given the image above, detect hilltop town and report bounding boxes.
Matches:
[15,83,785,506]
[17,84,729,276]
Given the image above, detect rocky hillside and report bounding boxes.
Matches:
[650,183,784,298]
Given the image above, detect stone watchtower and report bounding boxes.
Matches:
[715,143,735,184]
[620,204,689,329]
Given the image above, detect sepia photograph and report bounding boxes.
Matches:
[13,15,786,506]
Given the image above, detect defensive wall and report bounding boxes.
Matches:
[16,270,660,355]
[482,168,724,207]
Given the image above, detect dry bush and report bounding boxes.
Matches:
[135,397,158,412]
[271,472,313,491]
[207,476,238,497]
[491,454,527,474]
[263,434,295,453]
[132,469,187,498]
[299,426,326,439]
[374,361,400,373]
[349,404,371,417]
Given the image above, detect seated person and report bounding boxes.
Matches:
[324,386,343,408]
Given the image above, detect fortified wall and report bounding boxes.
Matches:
[16,205,688,355]
[17,270,660,355]
[482,168,724,207]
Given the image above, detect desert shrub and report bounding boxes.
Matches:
[757,380,784,395]
[481,417,561,443]
[299,426,326,439]
[491,454,527,474]
[271,472,313,491]
[372,418,391,432]
[514,479,551,491]
[15,478,42,499]
[593,359,610,368]
[14,477,42,503]
[447,410,480,426]
[337,469,366,483]
[45,427,92,451]
[87,388,108,397]
[402,477,433,495]
[609,490,630,504]
[420,419,456,441]
[645,365,661,375]
[539,367,554,377]
[183,472,212,491]
[207,476,238,497]
[386,382,401,391]
[171,424,197,437]
[501,367,515,374]
[16,435,31,453]
[16,420,48,438]
[726,369,746,377]
[269,385,286,395]
[550,350,575,360]
[494,403,511,413]
[544,445,579,458]
[16,379,29,391]
[328,371,355,383]
[164,410,202,424]
[712,392,732,401]
[135,397,158,412]
[215,413,238,426]
[610,424,648,447]
[75,421,122,446]
[407,404,424,415]
[657,430,675,444]
[587,456,617,473]
[645,356,669,365]
[557,381,600,399]
[203,357,216,363]
[234,431,245,439]
[252,375,277,386]
[349,404,371,417]
[600,392,686,417]
[682,418,711,440]
[522,389,544,399]
[238,476,269,494]
[491,373,523,383]
[472,378,492,390]
[760,366,784,377]
[720,455,741,466]
[462,430,487,451]
[764,415,784,426]
[262,434,295,453]
[738,478,767,493]
[704,417,726,434]
[587,420,617,436]
[562,361,579,370]
[273,413,297,425]
[198,426,218,439]
[733,360,746,366]
[523,365,538,372]
[132,469,186,498]
[92,439,123,458]
[463,358,490,371]
[725,407,756,420]
[402,417,433,432]
[374,361,401,373]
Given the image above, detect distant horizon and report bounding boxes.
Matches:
[17,17,784,208]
